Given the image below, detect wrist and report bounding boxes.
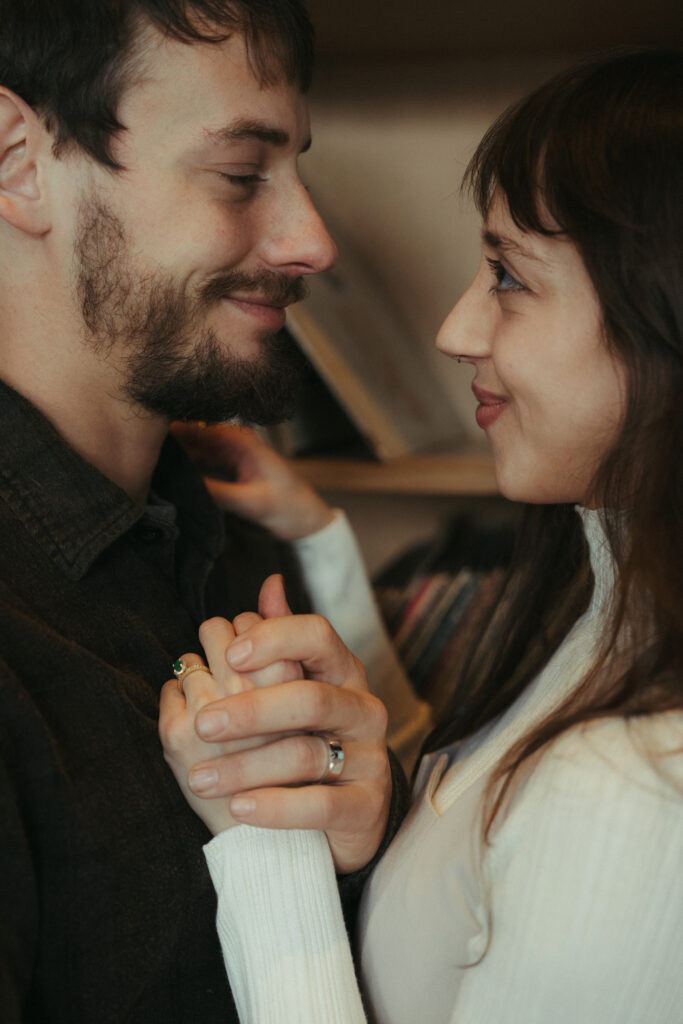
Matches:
[276,496,335,541]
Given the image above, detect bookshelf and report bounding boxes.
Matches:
[288,2,681,530]
[294,447,497,497]
[308,0,682,58]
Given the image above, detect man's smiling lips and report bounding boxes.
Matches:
[224,295,288,329]
[472,383,509,430]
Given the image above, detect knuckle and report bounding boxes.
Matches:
[233,611,261,633]
[304,681,334,723]
[233,693,259,734]
[309,614,337,648]
[199,617,231,644]
[365,743,391,781]
[295,734,325,778]
[160,716,190,753]
[228,753,249,792]
[364,694,389,737]
[194,687,217,706]
[248,660,284,688]
[350,653,370,687]
[226,672,253,695]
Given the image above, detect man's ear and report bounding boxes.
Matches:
[0,88,51,236]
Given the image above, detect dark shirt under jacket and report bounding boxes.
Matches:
[0,380,407,1023]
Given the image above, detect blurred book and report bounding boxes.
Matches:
[262,349,375,458]
[374,513,517,715]
[284,214,462,460]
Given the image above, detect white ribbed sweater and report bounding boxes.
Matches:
[205,509,683,1023]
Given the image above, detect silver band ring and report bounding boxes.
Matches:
[172,658,212,694]
[317,738,345,783]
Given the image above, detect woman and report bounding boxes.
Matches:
[160,49,683,1022]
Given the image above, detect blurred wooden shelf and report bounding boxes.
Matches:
[308,0,682,58]
[293,447,497,496]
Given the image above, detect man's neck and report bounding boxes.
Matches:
[1,197,171,501]
[0,342,168,504]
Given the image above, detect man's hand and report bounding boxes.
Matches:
[171,423,334,541]
[185,577,392,874]
[159,583,302,834]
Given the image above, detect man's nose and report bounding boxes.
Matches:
[263,182,337,276]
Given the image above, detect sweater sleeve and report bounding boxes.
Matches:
[449,716,683,1024]
[292,510,432,774]
[204,826,367,1024]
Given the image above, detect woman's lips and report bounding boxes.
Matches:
[225,297,287,329]
[472,384,508,430]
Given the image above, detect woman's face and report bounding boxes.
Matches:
[437,192,627,506]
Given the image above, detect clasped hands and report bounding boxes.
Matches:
[159,573,391,875]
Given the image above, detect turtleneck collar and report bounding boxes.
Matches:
[575,506,618,618]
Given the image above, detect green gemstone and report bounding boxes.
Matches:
[172,659,183,674]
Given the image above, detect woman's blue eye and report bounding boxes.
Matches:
[486,257,524,293]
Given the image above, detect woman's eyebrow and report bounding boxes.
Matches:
[482,228,548,265]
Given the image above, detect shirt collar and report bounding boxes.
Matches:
[0,379,223,581]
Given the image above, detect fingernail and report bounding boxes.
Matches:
[230,797,256,817]
[227,639,251,667]
[188,767,218,793]
[196,709,229,739]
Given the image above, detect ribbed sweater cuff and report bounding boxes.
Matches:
[204,826,366,1023]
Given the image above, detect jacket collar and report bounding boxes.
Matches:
[0,379,223,581]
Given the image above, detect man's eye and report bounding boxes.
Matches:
[486,257,525,293]
[219,173,266,190]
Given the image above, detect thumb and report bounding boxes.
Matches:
[257,574,293,619]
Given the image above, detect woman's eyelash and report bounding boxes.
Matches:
[486,257,525,293]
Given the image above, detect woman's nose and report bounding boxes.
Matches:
[436,269,493,364]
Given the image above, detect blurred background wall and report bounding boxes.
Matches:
[293,1,682,574]
[303,0,682,442]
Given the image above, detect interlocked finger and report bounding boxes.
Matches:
[172,655,215,708]
[224,613,367,692]
[172,659,212,695]
[233,611,262,635]
[226,778,390,873]
[197,618,244,694]
[196,677,387,747]
[231,609,303,687]
[188,732,354,798]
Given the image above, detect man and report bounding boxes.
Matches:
[0,2,406,1020]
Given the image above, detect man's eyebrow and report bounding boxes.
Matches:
[482,229,547,264]
[204,118,311,153]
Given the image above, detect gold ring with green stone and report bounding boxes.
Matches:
[172,658,212,694]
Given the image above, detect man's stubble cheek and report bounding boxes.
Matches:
[72,194,308,423]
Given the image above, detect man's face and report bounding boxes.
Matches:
[73,27,336,423]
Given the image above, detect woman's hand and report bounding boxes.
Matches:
[184,577,392,874]
[171,422,334,541]
[159,577,303,834]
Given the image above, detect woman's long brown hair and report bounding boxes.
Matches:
[422,49,683,836]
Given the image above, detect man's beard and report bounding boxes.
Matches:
[74,197,309,424]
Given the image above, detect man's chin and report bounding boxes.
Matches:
[132,356,306,426]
